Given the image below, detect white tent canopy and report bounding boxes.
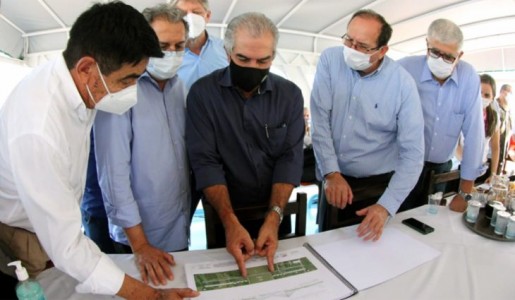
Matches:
[1,0,515,99]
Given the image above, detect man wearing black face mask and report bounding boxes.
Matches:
[186,12,304,278]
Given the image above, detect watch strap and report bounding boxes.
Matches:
[269,206,283,224]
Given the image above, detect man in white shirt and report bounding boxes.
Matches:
[0,2,198,299]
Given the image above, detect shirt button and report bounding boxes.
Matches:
[353,97,356,100]
[349,116,352,120]
[434,133,437,136]
[436,117,439,121]
[343,135,346,138]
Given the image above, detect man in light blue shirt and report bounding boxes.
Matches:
[311,10,424,241]
[94,5,191,287]
[398,19,484,213]
[172,0,228,90]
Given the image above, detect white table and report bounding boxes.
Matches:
[38,205,515,299]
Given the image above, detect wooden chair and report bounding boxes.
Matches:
[203,192,307,249]
[427,169,460,205]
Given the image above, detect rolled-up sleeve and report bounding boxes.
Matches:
[310,51,342,179]
[186,86,227,191]
[94,110,141,229]
[272,86,304,185]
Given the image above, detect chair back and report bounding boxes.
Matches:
[427,170,460,204]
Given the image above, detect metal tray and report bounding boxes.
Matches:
[462,208,515,242]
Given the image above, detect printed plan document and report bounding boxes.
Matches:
[185,228,440,299]
[185,246,357,300]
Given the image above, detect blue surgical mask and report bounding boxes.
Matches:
[147,51,184,80]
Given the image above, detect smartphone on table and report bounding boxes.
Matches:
[401,217,434,235]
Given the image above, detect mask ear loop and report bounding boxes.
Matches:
[95,63,112,96]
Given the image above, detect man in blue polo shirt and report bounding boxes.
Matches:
[398,19,484,213]
[186,12,304,278]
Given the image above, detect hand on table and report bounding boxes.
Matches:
[255,213,280,273]
[356,204,389,241]
[449,194,467,212]
[133,243,175,286]
[324,173,353,209]
[225,222,255,278]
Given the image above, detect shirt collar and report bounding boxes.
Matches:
[219,66,273,95]
[360,56,388,78]
[420,56,459,86]
[57,55,93,123]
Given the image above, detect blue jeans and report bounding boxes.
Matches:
[81,210,116,254]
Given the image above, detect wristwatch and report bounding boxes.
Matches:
[269,206,284,224]
[459,190,473,201]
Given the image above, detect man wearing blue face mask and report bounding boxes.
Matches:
[94,4,192,287]
[0,2,198,299]
[311,9,424,240]
[186,12,304,278]
[398,19,484,213]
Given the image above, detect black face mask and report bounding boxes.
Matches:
[229,59,270,92]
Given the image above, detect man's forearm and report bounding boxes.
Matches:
[269,183,295,210]
[124,224,149,251]
[203,185,239,229]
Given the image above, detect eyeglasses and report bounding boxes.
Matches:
[427,47,457,64]
[341,34,380,53]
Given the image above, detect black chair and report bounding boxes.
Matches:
[427,169,460,205]
[320,183,386,231]
[203,192,307,249]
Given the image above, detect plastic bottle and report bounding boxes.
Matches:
[7,261,46,300]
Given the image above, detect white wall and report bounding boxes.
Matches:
[0,55,32,109]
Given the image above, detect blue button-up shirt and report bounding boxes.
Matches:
[310,47,424,215]
[177,34,228,90]
[398,55,484,180]
[94,74,190,252]
[186,67,304,205]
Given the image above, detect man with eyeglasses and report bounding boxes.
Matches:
[398,19,484,213]
[311,9,424,241]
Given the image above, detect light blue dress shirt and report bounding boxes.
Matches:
[310,46,424,215]
[398,55,484,180]
[177,34,228,90]
[94,73,191,252]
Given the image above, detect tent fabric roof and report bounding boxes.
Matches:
[1,0,514,96]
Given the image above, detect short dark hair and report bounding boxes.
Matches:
[63,1,162,74]
[349,9,392,48]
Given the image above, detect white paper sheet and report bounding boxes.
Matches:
[313,227,440,291]
[185,246,355,300]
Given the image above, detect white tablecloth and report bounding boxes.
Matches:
[38,205,515,299]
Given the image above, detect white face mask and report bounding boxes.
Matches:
[147,51,184,80]
[184,13,206,39]
[482,98,492,109]
[506,93,513,102]
[343,45,376,71]
[86,64,138,115]
[427,56,455,80]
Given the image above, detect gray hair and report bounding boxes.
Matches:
[427,19,463,50]
[142,4,189,36]
[169,0,210,11]
[501,84,512,92]
[224,12,279,55]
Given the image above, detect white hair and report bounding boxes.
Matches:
[427,19,463,50]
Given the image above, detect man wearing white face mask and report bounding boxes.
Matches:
[0,2,198,299]
[399,19,484,213]
[94,5,192,287]
[170,0,228,90]
[311,10,424,241]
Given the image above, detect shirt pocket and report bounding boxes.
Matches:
[445,113,465,138]
[267,123,287,156]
